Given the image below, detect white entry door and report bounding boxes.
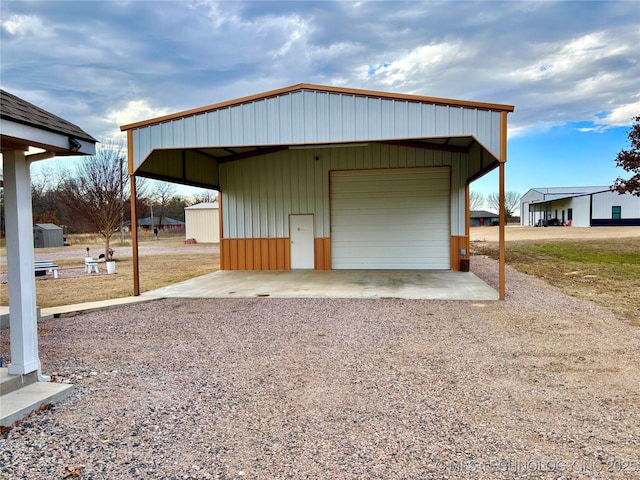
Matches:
[290,214,315,269]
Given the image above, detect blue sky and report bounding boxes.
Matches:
[1,0,639,205]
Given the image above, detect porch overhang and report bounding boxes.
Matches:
[130,135,501,191]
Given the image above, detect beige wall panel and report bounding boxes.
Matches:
[185,208,220,243]
[220,144,468,240]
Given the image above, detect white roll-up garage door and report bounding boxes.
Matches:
[331,167,450,269]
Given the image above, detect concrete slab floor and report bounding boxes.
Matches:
[142,270,499,301]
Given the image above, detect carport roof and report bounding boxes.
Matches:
[121,83,514,131]
[120,83,514,190]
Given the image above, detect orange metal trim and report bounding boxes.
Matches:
[449,236,470,271]
[313,238,332,270]
[498,111,508,300]
[465,183,470,239]
[120,83,515,131]
[130,175,140,296]
[237,239,246,270]
[260,239,269,270]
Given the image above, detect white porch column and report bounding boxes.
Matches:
[4,150,41,375]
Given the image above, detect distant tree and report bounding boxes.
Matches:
[611,115,640,197]
[149,181,177,235]
[469,191,484,211]
[162,196,189,222]
[31,165,66,226]
[58,144,128,258]
[191,190,218,205]
[487,191,521,221]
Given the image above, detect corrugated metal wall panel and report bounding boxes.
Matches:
[329,94,342,141]
[407,102,422,137]
[303,90,317,141]
[380,99,394,136]
[342,94,356,140]
[220,144,467,239]
[315,92,330,140]
[184,116,196,146]
[278,94,292,143]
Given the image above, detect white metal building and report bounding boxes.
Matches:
[185,201,220,243]
[122,84,514,296]
[521,186,640,227]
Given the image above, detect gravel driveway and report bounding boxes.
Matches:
[1,256,639,479]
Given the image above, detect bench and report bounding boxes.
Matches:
[85,258,100,273]
[34,260,59,279]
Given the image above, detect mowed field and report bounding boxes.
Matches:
[471,226,640,324]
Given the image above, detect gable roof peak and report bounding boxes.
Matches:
[121,83,514,132]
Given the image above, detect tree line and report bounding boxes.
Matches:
[469,191,521,222]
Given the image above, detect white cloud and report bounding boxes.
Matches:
[1,13,50,37]
[371,42,469,85]
[102,99,170,139]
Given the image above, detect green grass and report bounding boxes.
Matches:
[474,238,640,325]
[509,242,640,265]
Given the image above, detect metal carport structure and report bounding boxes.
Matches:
[121,84,513,299]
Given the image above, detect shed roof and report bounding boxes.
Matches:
[34,223,62,230]
[185,201,218,210]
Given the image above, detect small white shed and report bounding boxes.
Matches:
[185,201,220,243]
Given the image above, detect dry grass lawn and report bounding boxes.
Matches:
[0,236,219,308]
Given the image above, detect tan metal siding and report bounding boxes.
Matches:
[185,208,220,243]
[220,144,467,239]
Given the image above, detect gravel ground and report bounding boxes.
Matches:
[1,256,639,479]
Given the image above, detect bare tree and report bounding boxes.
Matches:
[191,190,218,205]
[487,191,521,221]
[149,181,177,236]
[469,191,484,211]
[58,143,128,258]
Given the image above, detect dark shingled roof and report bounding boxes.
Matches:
[470,210,499,218]
[0,89,97,143]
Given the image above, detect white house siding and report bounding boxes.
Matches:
[132,89,502,171]
[592,191,640,222]
[520,190,544,226]
[185,205,220,243]
[568,196,591,227]
[219,144,467,240]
